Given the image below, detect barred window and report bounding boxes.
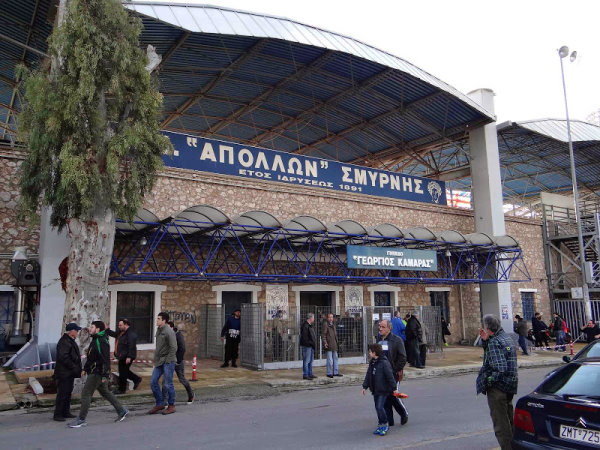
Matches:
[116,291,154,344]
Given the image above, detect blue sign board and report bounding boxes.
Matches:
[347,245,438,272]
[162,131,446,206]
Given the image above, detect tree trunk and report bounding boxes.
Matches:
[63,207,115,347]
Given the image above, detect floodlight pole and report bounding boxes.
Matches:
[558,46,592,320]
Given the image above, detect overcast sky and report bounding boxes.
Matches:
[142,0,599,124]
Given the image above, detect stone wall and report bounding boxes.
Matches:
[0,150,40,284]
[0,149,548,349]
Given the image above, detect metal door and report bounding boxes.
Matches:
[240,303,264,369]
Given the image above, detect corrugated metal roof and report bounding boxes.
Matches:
[123,2,493,120]
[514,119,600,143]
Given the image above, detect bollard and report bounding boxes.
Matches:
[191,355,197,382]
[570,341,574,355]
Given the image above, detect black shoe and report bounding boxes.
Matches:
[309,375,317,379]
[231,362,238,368]
[401,414,408,425]
[53,416,66,422]
[327,375,333,378]
[334,373,343,377]
[112,390,126,395]
[303,376,310,380]
[220,363,229,368]
[133,378,142,390]
[64,413,76,419]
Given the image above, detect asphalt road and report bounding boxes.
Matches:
[0,366,559,450]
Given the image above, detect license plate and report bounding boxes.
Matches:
[560,425,600,446]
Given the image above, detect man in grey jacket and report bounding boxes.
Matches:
[148,312,177,415]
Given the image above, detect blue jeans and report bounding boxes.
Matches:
[301,346,314,377]
[555,330,566,351]
[326,350,338,375]
[518,335,529,355]
[151,362,175,406]
[373,395,389,426]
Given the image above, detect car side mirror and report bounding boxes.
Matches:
[562,355,571,363]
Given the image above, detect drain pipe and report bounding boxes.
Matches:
[459,284,466,341]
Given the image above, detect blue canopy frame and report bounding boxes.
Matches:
[111,217,530,284]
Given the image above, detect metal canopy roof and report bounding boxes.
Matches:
[2,1,593,207]
[1,0,493,168]
[113,206,528,284]
[397,119,600,203]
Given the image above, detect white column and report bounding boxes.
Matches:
[468,88,513,333]
[35,208,70,344]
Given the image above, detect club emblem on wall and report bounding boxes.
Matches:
[427,181,442,203]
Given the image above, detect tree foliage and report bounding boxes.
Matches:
[18,0,172,229]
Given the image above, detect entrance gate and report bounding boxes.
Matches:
[240,303,265,369]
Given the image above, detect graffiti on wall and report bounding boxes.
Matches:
[164,310,197,324]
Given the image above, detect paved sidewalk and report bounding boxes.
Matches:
[2,343,579,412]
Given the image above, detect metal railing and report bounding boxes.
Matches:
[197,304,442,369]
[553,299,600,342]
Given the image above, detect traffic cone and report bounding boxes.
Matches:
[192,355,197,382]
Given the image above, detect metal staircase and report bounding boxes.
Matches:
[542,201,600,299]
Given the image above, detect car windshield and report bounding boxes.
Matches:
[576,342,600,359]
[540,363,600,397]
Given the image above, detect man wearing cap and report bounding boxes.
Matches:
[69,321,128,427]
[53,323,82,421]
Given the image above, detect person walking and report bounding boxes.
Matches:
[391,311,406,341]
[476,314,518,450]
[220,309,241,368]
[552,312,566,352]
[322,313,342,378]
[161,321,195,404]
[531,312,549,348]
[362,343,397,437]
[106,318,141,394]
[148,312,177,415]
[300,313,317,380]
[513,315,529,355]
[68,321,128,427]
[441,317,451,347]
[405,311,424,368]
[378,319,408,426]
[53,323,82,422]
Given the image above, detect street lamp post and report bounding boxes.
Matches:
[558,45,592,320]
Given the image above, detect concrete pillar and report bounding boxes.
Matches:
[35,208,70,344]
[468,88,513,333]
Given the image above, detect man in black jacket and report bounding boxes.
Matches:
[107,318,141,394]
[162,321,195,404]
[53,322,83,421]
[405,311,424,368]
[69,321,128,428]
[378,319,408,426]
[300,313,317,380]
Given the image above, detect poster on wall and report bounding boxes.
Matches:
[266,285,289,320]
[345,286,363,313]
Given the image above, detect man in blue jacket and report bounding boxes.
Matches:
[391,311,406,341]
